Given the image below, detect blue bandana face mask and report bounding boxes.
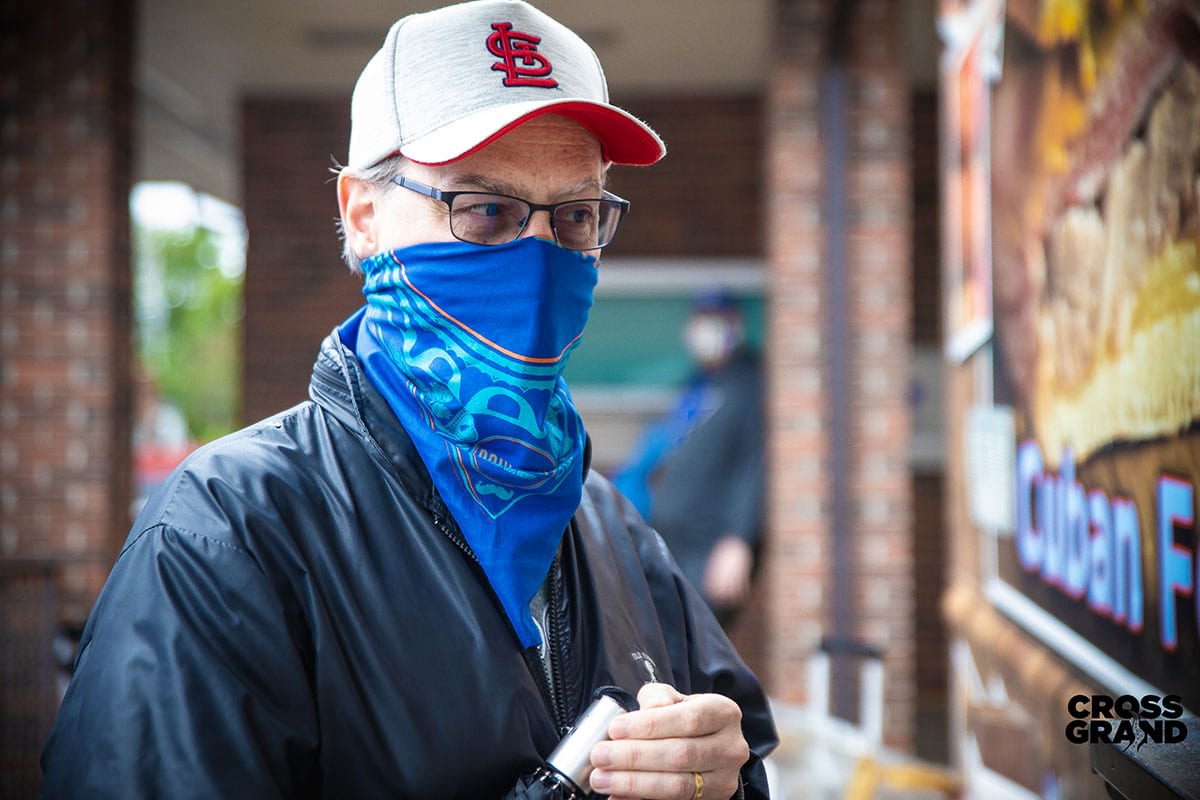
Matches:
[353,237,598,647]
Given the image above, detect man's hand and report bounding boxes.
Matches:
[703,536,753,608]
[589,682,748,800]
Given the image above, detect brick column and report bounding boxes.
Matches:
[0,0,134,791]
[764,0,831,705]
[846,0,915,750]
[0,0,134,620]
[766,0,914,749]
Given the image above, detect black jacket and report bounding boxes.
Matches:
[41,328,777,799]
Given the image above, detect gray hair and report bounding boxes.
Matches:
[335,155,407,274]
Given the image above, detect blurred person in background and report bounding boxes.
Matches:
[613,289,765,626]
[39,3,775,799]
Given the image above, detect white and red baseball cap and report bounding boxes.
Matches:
[347,0,666,169]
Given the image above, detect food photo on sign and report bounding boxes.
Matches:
[989,0,1200,713]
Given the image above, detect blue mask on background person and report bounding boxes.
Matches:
[352,237,597,647]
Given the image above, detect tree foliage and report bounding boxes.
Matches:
[134,223,243,443]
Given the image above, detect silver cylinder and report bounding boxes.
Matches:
[545,693,628,795]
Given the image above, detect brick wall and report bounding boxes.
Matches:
[765,0,915,749]
[0,0,135,792]
[606,95,764,258]
[241,97,363,423]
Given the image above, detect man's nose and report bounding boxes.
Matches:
[520,209,556,241]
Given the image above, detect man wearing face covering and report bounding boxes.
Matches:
[39,3,776,799]
[613,290,765,625]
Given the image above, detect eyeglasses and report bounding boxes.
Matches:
[389,176,630,251]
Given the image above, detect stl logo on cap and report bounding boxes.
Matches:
[486,22,557,88]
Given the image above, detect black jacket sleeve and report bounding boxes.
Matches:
[40,524,319,799]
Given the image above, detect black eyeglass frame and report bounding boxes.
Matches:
[388,175,630,251]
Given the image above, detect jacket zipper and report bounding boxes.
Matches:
[545,551,570,735]
[430,506,570,734]
[430,506,478,565]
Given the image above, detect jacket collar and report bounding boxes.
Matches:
[310,318,437,504]
[309,315,594,508]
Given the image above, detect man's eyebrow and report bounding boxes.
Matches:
[448,174,605,198]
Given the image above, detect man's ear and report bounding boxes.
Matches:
[337,172,379,260]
